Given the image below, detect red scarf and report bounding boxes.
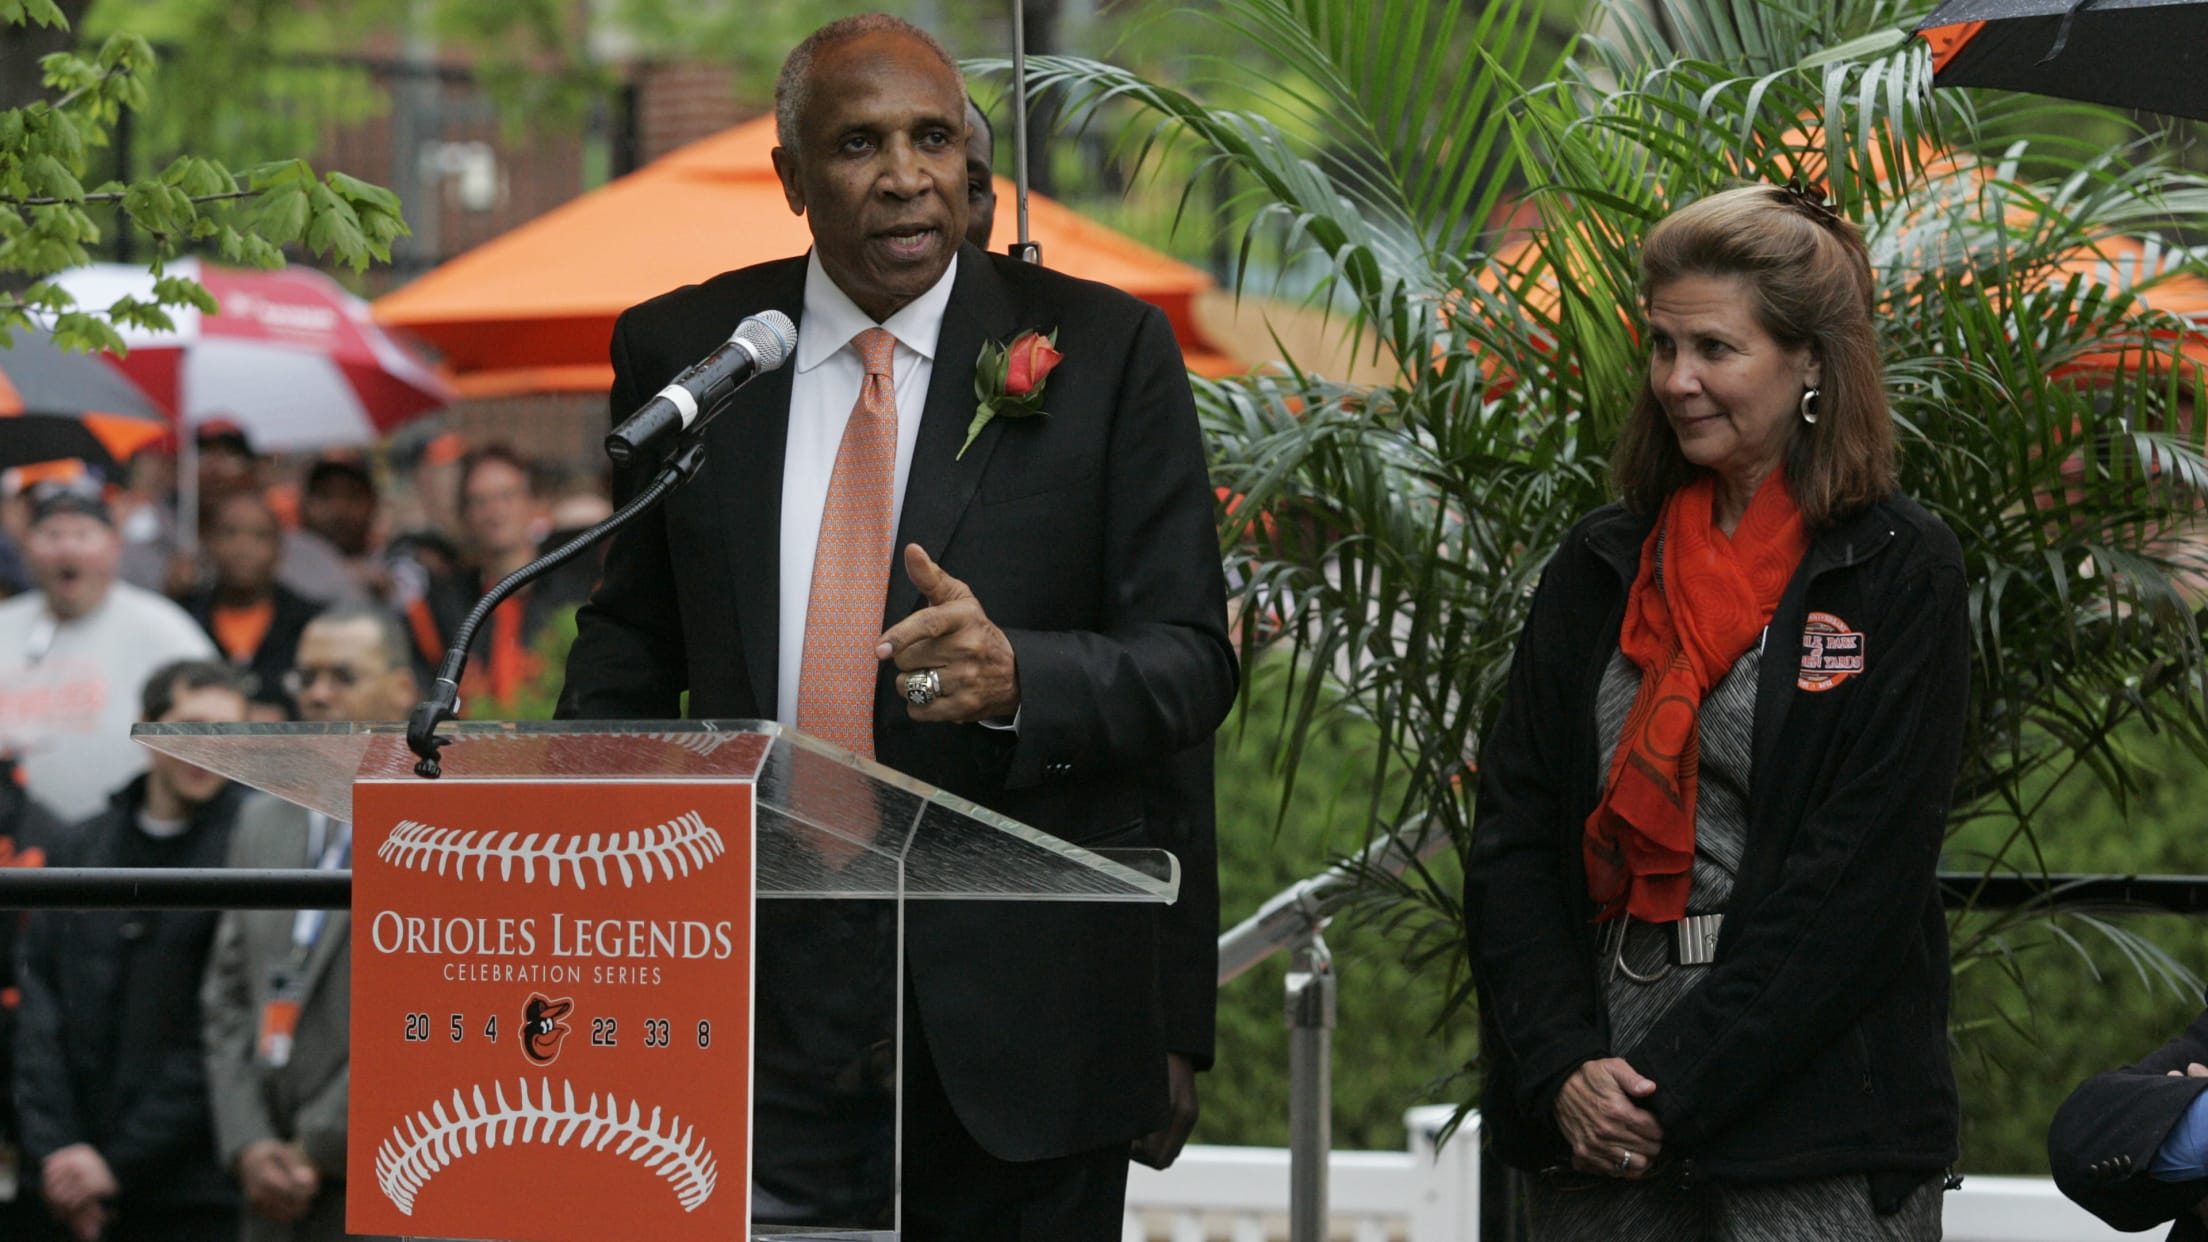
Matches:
[1584,472,1806,923]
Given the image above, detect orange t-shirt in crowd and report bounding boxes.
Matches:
[210,598,276,662]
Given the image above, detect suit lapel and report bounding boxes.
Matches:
[716,261,809,716]
[887,249,1020,624]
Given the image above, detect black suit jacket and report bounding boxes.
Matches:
[559,246,1236,1161]
[2050,1002,2208,1240]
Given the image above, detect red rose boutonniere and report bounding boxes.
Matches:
[962,328,1062,459]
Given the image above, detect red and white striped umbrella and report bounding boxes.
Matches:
[49,258,455,452]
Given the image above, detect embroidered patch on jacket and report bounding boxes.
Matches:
[1797,611,1866,692]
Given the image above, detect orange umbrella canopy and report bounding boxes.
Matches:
[375,116,1237,396]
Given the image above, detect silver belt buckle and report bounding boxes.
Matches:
[1673,913,1723,966]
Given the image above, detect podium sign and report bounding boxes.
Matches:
[347,775,755,1242]
[129,719,1182,1242]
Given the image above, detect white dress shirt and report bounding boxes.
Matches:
[775,250,959,728]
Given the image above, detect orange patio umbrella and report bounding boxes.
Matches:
[374,116,1239,397]
[1478,125,2208,386]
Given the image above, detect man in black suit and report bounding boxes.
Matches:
[557,13,1235,1241]
[2050,1006,2208,1240]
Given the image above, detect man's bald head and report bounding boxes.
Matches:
[774,13,963,153]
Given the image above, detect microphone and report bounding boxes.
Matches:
[604,310,798,465]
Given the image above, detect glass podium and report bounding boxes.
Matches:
[135,719,1179,1242]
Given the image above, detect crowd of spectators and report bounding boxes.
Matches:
[0,427,608,1240]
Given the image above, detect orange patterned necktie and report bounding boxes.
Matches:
[796,326,899,759]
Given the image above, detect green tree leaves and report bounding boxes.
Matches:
[0,9,404,348]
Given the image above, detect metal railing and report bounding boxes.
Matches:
[1117,1120,2135,1242]
[1207,825,2208,1242]
[0,867,349,908]
[7,850,2208,1242]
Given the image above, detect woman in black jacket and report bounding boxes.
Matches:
[1466,184,1968,1239]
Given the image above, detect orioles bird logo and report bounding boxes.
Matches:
[520,993,574,1066]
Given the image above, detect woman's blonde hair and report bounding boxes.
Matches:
[1611,184,1894,527]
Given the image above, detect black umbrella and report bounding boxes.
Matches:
[1918,0,2208,121]
[0,328,169,472]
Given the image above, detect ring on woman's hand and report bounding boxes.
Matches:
[901,668,943,707]
[1615,1152,1633,1174]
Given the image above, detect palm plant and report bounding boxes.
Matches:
[1025,0,2208,1073]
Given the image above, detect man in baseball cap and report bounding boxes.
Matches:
[0,479,216,822]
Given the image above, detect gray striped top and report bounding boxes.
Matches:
[1593,619,1760,1057]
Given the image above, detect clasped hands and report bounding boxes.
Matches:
[237,1137,320,1225]
[877,544,1019,724]
[41,1143,117,1241]
[1557,1057,1663,1180]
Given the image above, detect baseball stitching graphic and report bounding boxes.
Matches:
[646,730,737,756]
[455,730,734,755]
[376,1078,718,1216]
[378,811,725,888]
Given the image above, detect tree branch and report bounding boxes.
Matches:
[2,188,257,207]
[49,63,128,113]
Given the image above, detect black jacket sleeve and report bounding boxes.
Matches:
[1466,538,1610,1148]
[997,306,1239,790]
[12,906,83,1162]
[0,788,60,1149]
[2050,1006,2208,1237]
[1150,742,1219,1068]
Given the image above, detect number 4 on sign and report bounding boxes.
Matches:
[484,1014,498,1043]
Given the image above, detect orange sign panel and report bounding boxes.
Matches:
[347,779,754,1242]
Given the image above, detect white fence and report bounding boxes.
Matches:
[1123,1107,2136,1242]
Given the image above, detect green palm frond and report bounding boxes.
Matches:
[1039,0,2208,1031]
[988,0,1554,366]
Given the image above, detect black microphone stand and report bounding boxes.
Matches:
[404,438,709,777]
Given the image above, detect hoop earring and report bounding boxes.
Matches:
[1799,387,1820,425]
